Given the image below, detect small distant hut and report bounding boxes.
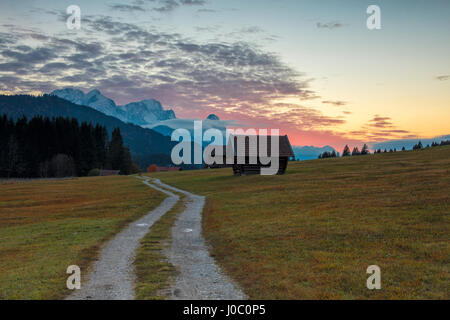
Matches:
[99,169,120,176]
[227,135,295,175]
[156,166,181,172]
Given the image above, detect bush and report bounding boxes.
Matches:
[147,164,158,173]
[87,168,101,177]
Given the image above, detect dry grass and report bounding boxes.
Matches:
[134,194,185,300]
[0,175,166,299]
[149,146,450,299]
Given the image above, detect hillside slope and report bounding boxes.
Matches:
[0,94,174,158]
[149,146,450,299]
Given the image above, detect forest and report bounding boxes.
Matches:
[0,114,139,178]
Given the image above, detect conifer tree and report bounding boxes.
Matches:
[361,144,370,155]
[342,145,351,156]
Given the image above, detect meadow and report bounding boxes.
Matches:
[149,146,450,299]
[0,176,165,299]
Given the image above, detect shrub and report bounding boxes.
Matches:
[147,164,158,173]
[88,168,101,177]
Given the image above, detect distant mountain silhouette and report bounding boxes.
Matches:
[0,95,175,162]
[206,114,220,120]
[372,135,450,151]
[292,145,337,160]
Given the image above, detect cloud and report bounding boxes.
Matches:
[322,100,347,106]
[345,114,414,142]
[146,118,241,131]
[1,47,56,64]
[180,0,206,5]
[316,22,344,29]
[0,14,346,134]
[197,9,215,13]
[195,25,221,32]
[109,4,146,12]
[435,75,449,81]
[153,0,179,12]
[238,26,264,34]
[147,0,206,12]
[368,115,393,128]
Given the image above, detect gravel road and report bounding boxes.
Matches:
[152,179,247,300]
[67,177,245,300]
[67,177,178,300]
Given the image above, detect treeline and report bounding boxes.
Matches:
[414,140,450,149]
[0,114,139,178]
[318,140,450,159]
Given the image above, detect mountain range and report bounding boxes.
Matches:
[0,94,175,168]
[371,135,450,151]
[10,88,442,167]
[51,88,176,127]
[0,89,339,164]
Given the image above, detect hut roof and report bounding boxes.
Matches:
[227,135,295,158]
[99,169,120,176]
[156,166,181,172]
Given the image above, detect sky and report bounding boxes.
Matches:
[0,0,449,149]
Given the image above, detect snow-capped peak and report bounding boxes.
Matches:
[50,88,177,126]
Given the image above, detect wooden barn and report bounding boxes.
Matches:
[226,135,295,175]
[99,169,120,176]
[156,166,181,172]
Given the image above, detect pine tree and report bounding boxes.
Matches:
[342,145,351,156]
[94,124,108,168]
[352,147,360,156]
[413,141,423,150]
[361,144,370,155]
[78,122,96,175]
[106,128,133,174]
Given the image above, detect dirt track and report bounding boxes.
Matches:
[67,177,245,300]
[153,178,246,300]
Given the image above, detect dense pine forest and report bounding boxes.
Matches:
[0,114,139,178]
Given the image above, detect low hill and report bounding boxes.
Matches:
[149,146,450,299]
[0,94,175,161]
[292,145,337,160]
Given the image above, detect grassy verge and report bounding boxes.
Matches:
[149,146,450,299]
[134,192,185,300]
[0,175,166,299]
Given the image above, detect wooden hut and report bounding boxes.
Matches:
[156,166,181,172]
[227,135,295,175]
[99,169,120,176]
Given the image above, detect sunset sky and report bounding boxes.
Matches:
[0,0,449,148]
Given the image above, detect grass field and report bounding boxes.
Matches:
[0,176,165,299]
[134,195,185,300]
[149,146,450,299]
